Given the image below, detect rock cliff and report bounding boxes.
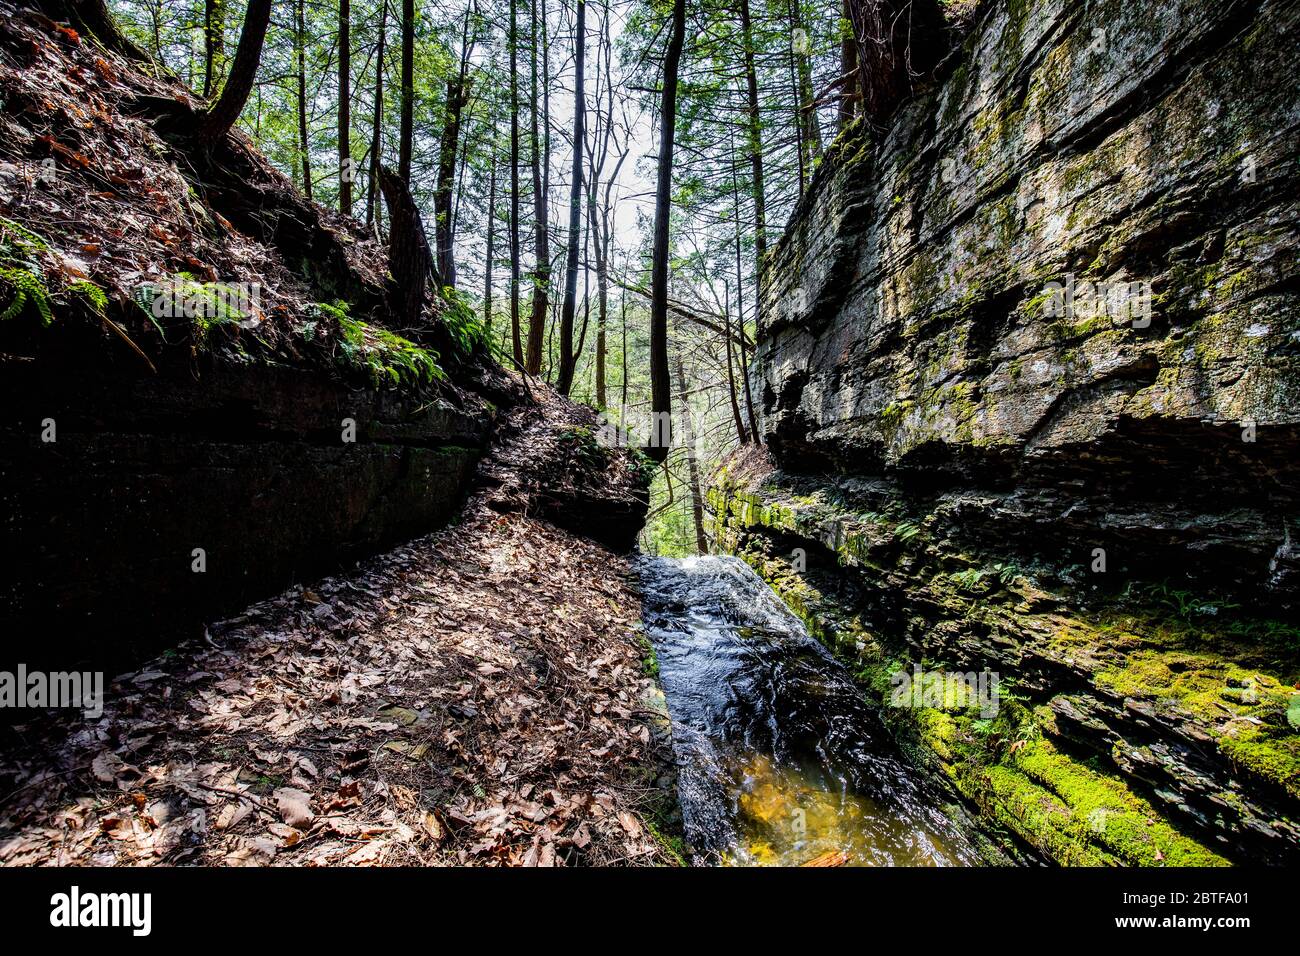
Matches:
[712,0,1299,865]
[0,3,645,674]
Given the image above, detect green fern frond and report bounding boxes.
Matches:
[67,279,109,314]
[0,217,49,254]
[0,265,53,325]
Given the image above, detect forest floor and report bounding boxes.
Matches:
[0,392,681,867]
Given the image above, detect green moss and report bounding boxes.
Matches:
[335,313,444,389]
[1010,739,1229,866]
[1219,733,1300,800]
[709,479,1264,866]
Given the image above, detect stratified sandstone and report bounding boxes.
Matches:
[714,0,1299,865]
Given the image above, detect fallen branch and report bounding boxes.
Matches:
[614,277,753,351]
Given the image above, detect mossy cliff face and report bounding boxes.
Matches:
[718,0,1300,865]
[757,0,1300,608]
[710,471,1298,865]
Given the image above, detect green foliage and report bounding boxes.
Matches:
[0,265,53,325]
[950,567,986,590]
[1135,581,1238,622]
[440,285,489,355]
[630,449,659,489]
[333,309,444,389]
[67,280,109,314]
[132,272,249,347]
[642,460,699,557]
[0,217,53,326]
[558,425,610,470]
[1125,580,1300,656]
[637,632,660,679]
[894,521,922,543]
[951,561,1022,591]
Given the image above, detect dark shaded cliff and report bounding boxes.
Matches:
[713,0,1299,865]
[0,3,526,671]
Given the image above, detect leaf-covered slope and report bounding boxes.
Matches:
[0,0,469,391]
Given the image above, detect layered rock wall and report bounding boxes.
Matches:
[715,0,1300,865]
[0,359,492,670]
[757,0,1299,606]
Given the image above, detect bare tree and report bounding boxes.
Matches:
[338,0,353,214]
[199,0,273,141]
[646,0,686,463]
[555,0,587,396]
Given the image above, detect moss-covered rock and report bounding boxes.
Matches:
[709,467,1299,865]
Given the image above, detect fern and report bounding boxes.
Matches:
[951,567,988,589]
[0,265,53,325]
[440,285,488,355]
[0,217,49,254]
[0,218,53,325]
[334,313,444,389]
[67,279,108,314]
[894,521,922,543]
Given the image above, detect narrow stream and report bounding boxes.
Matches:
[637,555,991,867]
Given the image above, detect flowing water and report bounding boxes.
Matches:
[637,555,989,867]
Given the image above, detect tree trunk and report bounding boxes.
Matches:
[38,0,149,61]
[295,0,312,200]
[508,0,523,367]
[202,0,224,98]
[484,159,496,329]
[524,0,550,375]
[646,0,685,463]
[722,283,747,443]
[398,0,415,185]
[844,0,948,125]
[378,165,437,330]
[788,35,805,197]
[594,236,606,407]
[839,0,857,127]
[432,86,462,285]
[672,352,708,554]
[789,0,820,164]
[739,0,767,272]
[338,0,352,214]
[434,6,474,288]
[366,2,386,230]
[589,0,620,409]
[555,0,586,396]
[619,287,628,412]
[730,136,759,441]
[199,0,273,141]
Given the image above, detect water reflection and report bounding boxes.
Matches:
[637,555,988,867]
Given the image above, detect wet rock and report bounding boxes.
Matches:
[711,0,1299,867]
